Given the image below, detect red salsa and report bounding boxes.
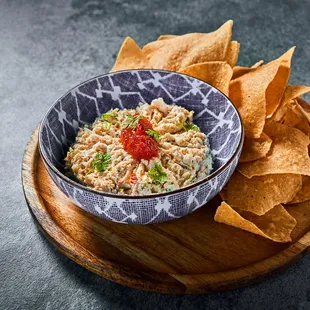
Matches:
[120,115,159,161]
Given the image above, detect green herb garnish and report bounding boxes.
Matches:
[101,109,118,121]
[91,152,111,172]
[146,129,161,141]
[148,163,167,183]
[102,121,112,130]
[141,183,148,190]
[68,147,75,156]
[180,121,200,132]
[123,114,141,129]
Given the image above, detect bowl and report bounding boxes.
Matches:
[39,69,244,224]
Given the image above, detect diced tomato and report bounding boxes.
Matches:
[130,134,158,161]
[135,118,152,135]
[129,174,138,184]
[120,117,158,161]
[120,127,134,149]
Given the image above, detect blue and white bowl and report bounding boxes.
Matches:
[39,70,244,224]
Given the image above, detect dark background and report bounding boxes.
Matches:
[1,0,310,309]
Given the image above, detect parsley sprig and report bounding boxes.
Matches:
[68,147,75,156]
[146,129,161,141]
[91,152,111,172]
[102,121,112,130]
[180,121,200,132]
[123,114,141,129]
[84,124,92,129]
[101,109,118,121]
[148,163,167,183]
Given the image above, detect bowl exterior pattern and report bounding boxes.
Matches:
[46,150,240,224]
[39,70,243,224]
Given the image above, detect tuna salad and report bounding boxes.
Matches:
[65,98,213,195]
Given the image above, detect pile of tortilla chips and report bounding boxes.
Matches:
[111,20,310,243]
[111,20,236,96]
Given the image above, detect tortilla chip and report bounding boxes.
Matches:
[111,37,152,72]
[157,34,177,40]
[252,60,264,68]
[265,47,295,117]
[232,66,254,80]
[156,36,240,69]
[271,87,310,123]
[296,97,310,124]
[239,132,272,163]
[229,59,281,138]
[238,122,310,178]
[226,41,240,67]
[232,60,264,79]
[293,118,310,137]
[269,99,295,123]
[219,186,228,201]
[267,98,309,135]
[281,101,310,136]
[142,20,233,71]
[179,61,233,96]
[296,97,310,112]
[287,176,310,204]
[214,202,296,242]
[226,172,302,215]
[280,85,310,106]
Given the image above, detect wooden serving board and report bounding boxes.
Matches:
[22,127,310,294]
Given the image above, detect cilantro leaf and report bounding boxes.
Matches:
[148,163,167,183]
[180,121,200,132]
[91,152,111,172]
[102,121,112,130]
[67,147,75,156]
[123,114,141,129]
[101,109,118,121]
[146,129,161,141]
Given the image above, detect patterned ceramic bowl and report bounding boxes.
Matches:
[39,69,244,224]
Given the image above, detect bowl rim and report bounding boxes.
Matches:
[39,69,244,200]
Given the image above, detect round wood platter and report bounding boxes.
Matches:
[22,127,310,294]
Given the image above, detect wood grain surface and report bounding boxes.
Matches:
[22,127,310,294]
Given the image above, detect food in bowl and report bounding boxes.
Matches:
[65,98,213,195]
[39,69,243,224]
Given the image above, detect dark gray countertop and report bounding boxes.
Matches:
[1,0,310,309]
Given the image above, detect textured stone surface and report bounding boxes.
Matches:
[1,0,310,309]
